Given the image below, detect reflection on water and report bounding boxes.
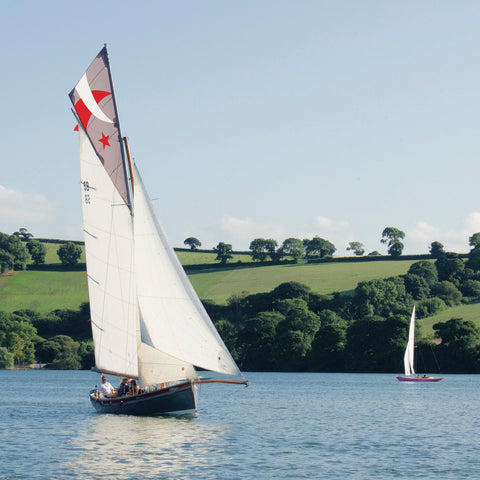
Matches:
[66,414,229,479]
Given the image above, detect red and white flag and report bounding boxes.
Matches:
[69,46,130,206]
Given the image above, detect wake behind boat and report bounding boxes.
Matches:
[69,46,247,415]
[396,306,444,383]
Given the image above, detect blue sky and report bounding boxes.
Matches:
[2,1,480,255]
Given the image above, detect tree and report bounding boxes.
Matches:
[416,297,446,318]
[249,238,268,262]
[0,346,14,369]
[433,318,480,373]
[431,281,463,306]
[381,227,405,257]
[466,246,480,272]
[0,233,29,271]
[49,335,81,369]
[0,250,14,274]
[78,340,95,369]
[309,310,348,371]
[435,253,465,284]
[403,274,430,300]
[280,238,305,262]
[213,242,233,265]
[13,228,33,241]
[429,241,445,259]
[184,237,201,250]
[57,242,82,266]
[353,277,407,318]
[469,233,480,250]
[408,261,438,287]
[264,239,282,262]
[274,299,320,370]
[459,280,480,298]
[271,282,311,302]
[305,236,336,258]
[238,311,283,370]
[26,239,47,265]
[346,241,365,256]
[345,314,407,373]
[0,312,37,364]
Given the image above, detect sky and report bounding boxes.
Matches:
[2,1,480,255]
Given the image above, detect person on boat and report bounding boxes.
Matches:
[128,379,140,395]
[117,377,131,396]
[98,375,115,397]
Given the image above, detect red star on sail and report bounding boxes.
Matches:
[99,132,110,149]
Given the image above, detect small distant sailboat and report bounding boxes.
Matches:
[69,46,247,415]
[396,305,444,383]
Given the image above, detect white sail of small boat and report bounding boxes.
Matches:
[69,46,247,414]
[396,305,443,383]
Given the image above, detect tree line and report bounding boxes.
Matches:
[0,229,82,273]
[0,225,447,272]
[187,227,409,264]
[0,305,93,369]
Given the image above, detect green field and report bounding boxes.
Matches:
[0,270,88,313]
[188,260,422,302]
[1,258,419,314]
[418,302,480,336]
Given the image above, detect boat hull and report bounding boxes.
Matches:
[396,375,444,382]
[90,381,197,415]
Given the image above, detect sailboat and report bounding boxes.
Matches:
[69,46,247,415]
[396,305,444,383]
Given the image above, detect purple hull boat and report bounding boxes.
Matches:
[396,375,444,383]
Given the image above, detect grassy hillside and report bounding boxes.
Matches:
[188,260,422,303]
[0,270,88,312]
[2,257,421,314]
[418,301,480,336]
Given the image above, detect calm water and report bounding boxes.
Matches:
[1,371,479,479]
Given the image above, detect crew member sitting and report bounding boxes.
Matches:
[129,379,140,395]
[98,375,115,397]
[117,377,131,397]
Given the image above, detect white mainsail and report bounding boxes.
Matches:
[78,128,138,378]
[403,305,416,376]
[134,166,241,378]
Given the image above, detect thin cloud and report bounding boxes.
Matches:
[0,185,52,224]
[407,213,480,254]
[313,216,350,233]
[218,216,286,247]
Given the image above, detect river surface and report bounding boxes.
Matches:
[1,371,479,479]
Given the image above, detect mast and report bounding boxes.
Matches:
[123,136,135,196]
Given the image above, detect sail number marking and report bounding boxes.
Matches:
[82,181,91,204]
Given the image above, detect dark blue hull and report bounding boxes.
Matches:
[90,381,197,415]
